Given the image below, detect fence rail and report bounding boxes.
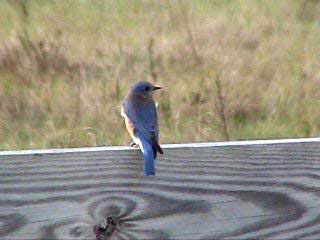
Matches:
[1,138,320,239]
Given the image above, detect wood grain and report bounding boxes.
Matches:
[1,139,320,239]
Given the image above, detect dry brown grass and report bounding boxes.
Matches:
[0,0,319,150]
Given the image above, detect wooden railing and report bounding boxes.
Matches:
[1,138,320,239]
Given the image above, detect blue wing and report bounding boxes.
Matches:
[123,96,163,157]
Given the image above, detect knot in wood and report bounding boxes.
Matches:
[94,217,118,240]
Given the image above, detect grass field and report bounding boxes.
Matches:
[0,0,319,150]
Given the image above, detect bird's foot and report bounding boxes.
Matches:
[129,142,139,148]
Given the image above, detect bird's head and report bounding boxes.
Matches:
[130,81,161,98]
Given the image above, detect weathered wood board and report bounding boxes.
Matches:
[1,138,320,239]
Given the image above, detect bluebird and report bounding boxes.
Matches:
[121,81,163,176]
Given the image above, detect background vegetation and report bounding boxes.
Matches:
[0,0,319,150]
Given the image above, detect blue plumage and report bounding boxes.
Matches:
[122,81,163,176]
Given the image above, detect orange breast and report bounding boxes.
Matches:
[123,113,136,139]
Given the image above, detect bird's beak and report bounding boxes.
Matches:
[153,86,162,90]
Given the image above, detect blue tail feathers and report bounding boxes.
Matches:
[143,150,155,176]
[138,135,155,176]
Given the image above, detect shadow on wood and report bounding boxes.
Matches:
[1,138,320,239]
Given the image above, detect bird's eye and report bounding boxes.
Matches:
[145,86,150,91]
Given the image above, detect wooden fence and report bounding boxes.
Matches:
[1,138,320,239]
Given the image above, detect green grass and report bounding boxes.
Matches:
[0,0,319,150]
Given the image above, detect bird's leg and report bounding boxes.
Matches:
[129,142,139,148]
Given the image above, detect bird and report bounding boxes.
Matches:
[121,81,163,176]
